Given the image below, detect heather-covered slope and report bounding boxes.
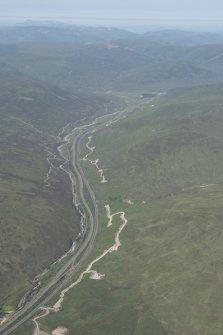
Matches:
[0,71,119,306]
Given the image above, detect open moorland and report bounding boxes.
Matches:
[1,25,223,335]
[30,83,223,335]
[1,38,223,92]
[0,70,121,307]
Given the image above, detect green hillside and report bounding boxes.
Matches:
[0,71,120,306]
[1,40,223,92]
[0,25,136,44]
[35,83,223,335]
[1,25,223,46]
[2,25,223,334]
[142,29,223,46]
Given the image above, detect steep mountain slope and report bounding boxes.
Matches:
[2,25,223,334]
[0,71,119,306]
[34,83,223,335]
[142,29,223,46]
[1,25,223,46]
[0,25,136,44]
[1,40,223,92]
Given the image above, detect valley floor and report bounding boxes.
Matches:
[7,84,223,335]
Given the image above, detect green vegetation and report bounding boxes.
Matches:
[34,83,223,335]
[1,25,223,46]
[2,306,14,313]
[1,40,223,92]
[0,70,123,306]
[0,25,136,44]
[2,25,223,334]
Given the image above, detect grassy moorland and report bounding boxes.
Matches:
[1,40,223,92]
[0,71,122,307]
[33,83,223,335]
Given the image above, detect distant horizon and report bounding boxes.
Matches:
[0,14,223,33]
[1,0,223,31]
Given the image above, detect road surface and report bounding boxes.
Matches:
[0,100,141,335]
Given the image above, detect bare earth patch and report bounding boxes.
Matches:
[16,96,34,101]
[105,43,119,49]
[0,317,8,326]
[52,327,68,335]
[82,136,108,184]
[122,199,134,205]
[89,270,105,280]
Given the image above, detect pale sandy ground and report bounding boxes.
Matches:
[89,270,105,280]
[17,96,34,101]
[182,184,217,192]
[52,327,68,335]
[33,326,68,335]
[0,317,8,326]
[122,199,134,205]
[82,136,108,184]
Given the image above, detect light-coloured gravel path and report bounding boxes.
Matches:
[32,204,128,334]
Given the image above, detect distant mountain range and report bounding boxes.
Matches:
[1,38,223,92]
[1,23,223,46]
[2,22,223,325]
[0,25,135,44]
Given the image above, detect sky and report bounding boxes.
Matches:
[0,0,223,30]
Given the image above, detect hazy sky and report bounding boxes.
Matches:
[1,0,223,29]
[1,0,223,15]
